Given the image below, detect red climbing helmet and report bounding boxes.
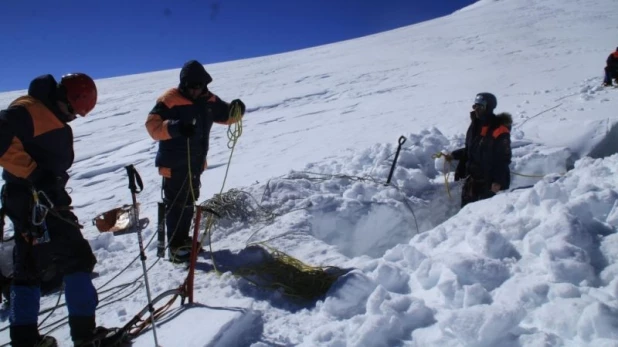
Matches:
[59,73,98,116]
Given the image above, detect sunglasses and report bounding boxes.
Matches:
[472,103,486,110]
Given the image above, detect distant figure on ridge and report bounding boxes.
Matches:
[603,47,618,87]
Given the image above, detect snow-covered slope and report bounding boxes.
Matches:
[1,0,618,346]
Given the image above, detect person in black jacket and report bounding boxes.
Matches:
[603,47,618,86]
[0,74,116,346]
[145,60,245,263]
[445,92,512,208]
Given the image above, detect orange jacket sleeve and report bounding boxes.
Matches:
[146,112,172,141]
[146,89,194,140]
[146,101,177,141]
[0,107,38,179]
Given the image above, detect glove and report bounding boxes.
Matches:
[230,99,246,116]
[179,122,196,137]
[443,154,453,162]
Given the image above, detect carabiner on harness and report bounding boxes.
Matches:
[29,189,53,244]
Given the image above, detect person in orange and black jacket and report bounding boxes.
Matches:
[603,47,618,86]
[145,60,245,263]
[0,74,116,346]
[445,92,512,208]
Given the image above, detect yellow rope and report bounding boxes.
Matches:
[431,151,567,199]
[431,152,453,200]
[220,104,243,193]
[197,102,244,274]
[233,243,345,300]
[160,144,197,263]
[172,102,243,266]
[163,137,199,263]
[187,139,197,202]
[175,104,343,300]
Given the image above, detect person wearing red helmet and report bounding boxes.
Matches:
[0,74,114,346]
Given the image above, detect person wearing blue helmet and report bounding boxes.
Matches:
[445,93,512,207]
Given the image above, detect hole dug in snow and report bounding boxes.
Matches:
[588,120,618,159]
[310,200,417,258]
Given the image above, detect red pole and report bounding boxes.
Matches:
[187,208,202,304]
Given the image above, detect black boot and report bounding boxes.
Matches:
[10,324,57,347]
[69,315,96,344]
[74,327,129,347]
[36,336,58,347]
[10,324,38,347]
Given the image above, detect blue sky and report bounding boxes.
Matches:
[0,0,475,92]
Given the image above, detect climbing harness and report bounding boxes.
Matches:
[29,189,52,245]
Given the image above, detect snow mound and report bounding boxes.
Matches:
[406,155,618,346]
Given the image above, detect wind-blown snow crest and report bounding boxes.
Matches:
[406,155,618,347]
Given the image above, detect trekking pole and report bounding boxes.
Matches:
[386,136,407,186]
[124,164,160,346]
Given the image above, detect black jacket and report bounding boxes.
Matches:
[146,61,243,176]
[452,112,512,190]
[0,75,74,205]
[145,88,238,174]
[607,51,618,71]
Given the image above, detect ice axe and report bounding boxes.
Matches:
[124,164,160,346]
[385,136,406,186]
